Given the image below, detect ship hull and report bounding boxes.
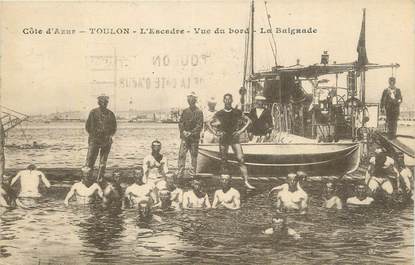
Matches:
[197,143,360,177]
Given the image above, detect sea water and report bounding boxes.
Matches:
[0,122,413,264]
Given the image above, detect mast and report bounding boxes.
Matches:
[250,0,255,76]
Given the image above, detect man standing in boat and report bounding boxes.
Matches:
[177,91,204,178]
[208,93,255,189]
[85,95,117,182]
[247,95,273,143]
[380,77,402,139]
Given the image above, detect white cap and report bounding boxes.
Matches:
[207,97,217,104]
[255,95,266,101]
[187,91,198,97]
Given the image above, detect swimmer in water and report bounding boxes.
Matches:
[322,182,342,210]
[123,167,156,208]
[270,173,308,214]
[263,217,301,240]
[102,170,123,208]
[1,177,26,209]
[212,174,241,210]
[64,167,103,206]
[183,179,211,209]
[167,178,184,210]
[11,164,51,198]
[346,184,374,206]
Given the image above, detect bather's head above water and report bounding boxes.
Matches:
[287,173,299,191]
[151,140,162,155]
[219,174,232,191]
[80,167,93,186]
[355,184,368,201]
[133,167,144,185]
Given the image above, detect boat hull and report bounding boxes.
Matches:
[197,143,360,177]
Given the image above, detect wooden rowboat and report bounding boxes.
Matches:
[197,142,360,177]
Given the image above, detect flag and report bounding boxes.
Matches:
[356,9,368,69]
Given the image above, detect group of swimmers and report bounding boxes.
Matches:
[0,136,413,240]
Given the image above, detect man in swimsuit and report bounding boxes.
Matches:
[143,140,169,190]
[208,93,255,189]
[322,182,342,210]
[269,173,308,214]
[212,174,241,210]
[64,167,103,206]
[346,184,374,206]
[182,179,211,209]
[102,170,123,208]
[11,164,51,198]
[366,148,400,195]
[123,167,156,208]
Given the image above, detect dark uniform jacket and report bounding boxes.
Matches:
[247,108,273,136]
[179,106,203,142]
[380,87,402,113]
[86,107,117,146]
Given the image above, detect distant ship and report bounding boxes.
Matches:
[161,108,181,124]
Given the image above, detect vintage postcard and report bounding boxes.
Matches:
[0,0,413,264]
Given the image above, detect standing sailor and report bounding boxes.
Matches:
[202,97,218,143]
[85,95,117,181]
[177,91,203,178]
[380,77,402,139]
[247,95,273,143]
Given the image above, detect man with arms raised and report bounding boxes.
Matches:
[212,174,241,210]
[11,164,51,198]
[269,173,308,214]
[208,93,255,189]
[64,167,103,206]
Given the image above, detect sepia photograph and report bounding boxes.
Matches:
[0,0,414,264]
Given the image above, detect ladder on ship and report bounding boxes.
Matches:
[1,105,29,133]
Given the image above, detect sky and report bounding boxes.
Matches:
[0,0,414,115]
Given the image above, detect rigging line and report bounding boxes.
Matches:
[242,15,250,86]
[264,1,278,67]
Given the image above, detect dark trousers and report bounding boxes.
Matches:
[177,139,199,177]
[386,109,399,139]
[86,141,112,181]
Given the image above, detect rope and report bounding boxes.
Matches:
[264,1,278,66]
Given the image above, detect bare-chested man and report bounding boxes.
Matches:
[123,167,156,208]
[11,164,51,198]
[322,182,342,210]
[212,174,241,210]
[102,170,123,208]
[183,179,211,209]
[270,173,308,214]
[64,167,103,206]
